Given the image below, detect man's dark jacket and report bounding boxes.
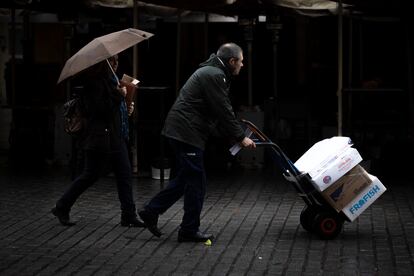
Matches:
[162,54,245,150]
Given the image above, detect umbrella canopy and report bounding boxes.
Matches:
[57,28,154,84]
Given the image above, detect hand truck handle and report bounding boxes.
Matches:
[241,119,301,176]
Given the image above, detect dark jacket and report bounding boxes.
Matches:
[80,74,123,153]
[162,54,245,150]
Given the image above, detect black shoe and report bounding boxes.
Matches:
[177,231,214,243]
[138,209,162,237]
[121,216,146,228]
[51,207,75,226]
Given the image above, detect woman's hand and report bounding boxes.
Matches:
[117,85,127,97]
[127,102,135,116]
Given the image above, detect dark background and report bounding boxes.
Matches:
[0,0,413,178]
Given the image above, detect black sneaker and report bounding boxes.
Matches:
[177,231,214,243]
[51,207,75,226]
[121,216,146,228]
[138,209,162,237]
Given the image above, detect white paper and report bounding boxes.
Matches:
[229,143,242,156]
[121,73,140,87]
[229,128,253,156]
[294,136,353,174]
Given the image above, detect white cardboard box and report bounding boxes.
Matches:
[294,137,363,192]
[341,174,386,221]
[301,147,363,192]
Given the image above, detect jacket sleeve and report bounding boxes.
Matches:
[202,72,245,142]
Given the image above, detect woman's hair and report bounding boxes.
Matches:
[216,43,243,62]
[82,60,111,79]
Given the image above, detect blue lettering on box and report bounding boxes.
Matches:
[348,185,379,214]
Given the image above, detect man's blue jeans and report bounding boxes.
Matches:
[146,138,206,234]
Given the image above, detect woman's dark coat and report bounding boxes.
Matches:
[80,74,123,153]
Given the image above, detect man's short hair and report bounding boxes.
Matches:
[217,43,243,62]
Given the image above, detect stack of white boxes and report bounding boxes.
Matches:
[294,137,387,221]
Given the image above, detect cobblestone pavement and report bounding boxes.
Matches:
[0,167,413,276]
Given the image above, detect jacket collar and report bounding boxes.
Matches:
[199,54,232,79]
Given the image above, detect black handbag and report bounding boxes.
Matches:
[63,97,85,136]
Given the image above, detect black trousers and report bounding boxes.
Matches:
[146,138,206,234]
[57,140,136,217]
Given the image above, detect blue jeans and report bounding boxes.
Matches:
[57,140,136,218]
[146,138,206,234]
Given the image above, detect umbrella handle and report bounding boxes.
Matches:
[106,59,120,85]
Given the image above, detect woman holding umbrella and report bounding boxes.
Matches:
[52,28,153,227]
[51,59,144,227]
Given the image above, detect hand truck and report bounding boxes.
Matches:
[241,119,349,239]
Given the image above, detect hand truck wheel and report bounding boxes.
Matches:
[312,210,344,240]
[300,206,319,233]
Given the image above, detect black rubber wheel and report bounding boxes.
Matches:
[300,206,319,232]
[312,210,344,240]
